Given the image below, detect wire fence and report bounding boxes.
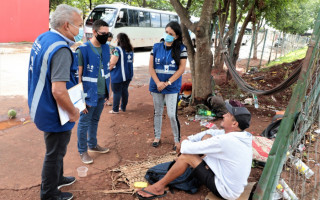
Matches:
[238,29,309,69]
[273,60,320,199]
[252,10,320,199]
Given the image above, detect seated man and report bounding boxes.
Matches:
[137,101,252,200]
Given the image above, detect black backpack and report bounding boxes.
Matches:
[145,161,201,194]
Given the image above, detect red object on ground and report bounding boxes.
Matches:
[180,82,192,93]
[0,0,49,42]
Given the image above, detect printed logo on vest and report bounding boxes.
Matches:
[87,64,94,72]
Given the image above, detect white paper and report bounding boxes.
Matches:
[57,83,86,125]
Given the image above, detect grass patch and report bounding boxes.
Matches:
[266,46,307,67]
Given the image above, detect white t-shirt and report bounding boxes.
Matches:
[181,129,252,200]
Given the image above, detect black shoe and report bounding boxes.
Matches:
[172,146,177,151]
[57,192,73,200]
[58,176,76,189]
[152,140,161,147]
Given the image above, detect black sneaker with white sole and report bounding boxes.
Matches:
[58,176,76,189]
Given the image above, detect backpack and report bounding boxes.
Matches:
[144,161,201,194]
[260,119,282,139]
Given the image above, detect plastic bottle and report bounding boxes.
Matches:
[290,156,314,179]
[252,94,259,108]
[279,179,298,200]
[198,109,216,117]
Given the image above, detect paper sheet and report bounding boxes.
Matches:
[57,83,86,125]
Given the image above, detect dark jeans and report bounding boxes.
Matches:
[40,130,72,200]
[77,94,106,154]
[111,80,131,112]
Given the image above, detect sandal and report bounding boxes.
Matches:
[109,110,119,114]
[136,188,167,200]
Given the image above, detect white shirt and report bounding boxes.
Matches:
[181,129,252,199]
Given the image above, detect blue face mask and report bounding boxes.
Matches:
[74,28,84,42]
[70,23,83,42]
[106,41,111,45]
[163,33,175,43]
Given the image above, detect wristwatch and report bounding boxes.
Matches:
[167,80,172,85]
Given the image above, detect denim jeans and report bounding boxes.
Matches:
[151,92,180,143]
[40,130,71,200]
[111,80,131,112]
[77,94,106,154]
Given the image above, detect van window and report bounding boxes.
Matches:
[86,7,117,27]
[151,13,161,27]
[128,9,139,27]
[139,11,151,27]
[170,15,178,22]
[115,8,128,28]
[161,14,169,27]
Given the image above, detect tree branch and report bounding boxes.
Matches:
[170,0,195,31]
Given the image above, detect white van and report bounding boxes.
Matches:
[84,3,179,48]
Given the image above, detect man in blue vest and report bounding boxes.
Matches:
[77,19,111,164]
[28,4,82,200]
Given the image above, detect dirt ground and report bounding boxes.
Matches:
[0,55,296,199]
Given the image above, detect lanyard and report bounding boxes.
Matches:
[164,45,172,65]
[88,41,101,57]
[88,41,103,70]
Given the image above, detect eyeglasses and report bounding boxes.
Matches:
[97,31,109,36]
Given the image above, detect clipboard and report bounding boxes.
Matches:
[57,82,86,125]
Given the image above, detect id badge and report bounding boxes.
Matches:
[164,65,169,72]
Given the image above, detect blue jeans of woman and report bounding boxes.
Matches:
[111,80,131,112]
[151,92,180,143]
[77,94,105,154]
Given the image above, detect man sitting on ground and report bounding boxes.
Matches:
[137,101,252,199]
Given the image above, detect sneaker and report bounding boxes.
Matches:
[57,192,73,200]
[58,176,76,189]
[88,144,110,153]
[80,152,93,164]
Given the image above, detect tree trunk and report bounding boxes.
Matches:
[253,23,258,59]
[232,3,255,65]
[170,0,215,104]
[89,0,92,10]
[214,0,230,71]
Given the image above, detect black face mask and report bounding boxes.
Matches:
[96,33,108,44]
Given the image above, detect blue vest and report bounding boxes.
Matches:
[110,47,134,83]
[28,31,77,132]
[78,41,110,106]
[66,52,79,89]
[149,42,185,94]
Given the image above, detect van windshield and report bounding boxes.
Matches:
[86,7,117,27]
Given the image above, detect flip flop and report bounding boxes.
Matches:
[136,188,167,200]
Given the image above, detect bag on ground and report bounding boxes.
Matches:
[145,161,201,194]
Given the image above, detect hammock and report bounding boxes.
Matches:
[222,51,302,95]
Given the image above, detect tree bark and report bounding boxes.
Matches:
[171,0,215,104]
[253,23,258,59]
[232,2,255,65]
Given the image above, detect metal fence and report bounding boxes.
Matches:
[253,11,320,200]
[238,29,309,70]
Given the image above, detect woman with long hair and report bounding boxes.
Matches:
[109,33,134,113]
[149,21,187,150]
